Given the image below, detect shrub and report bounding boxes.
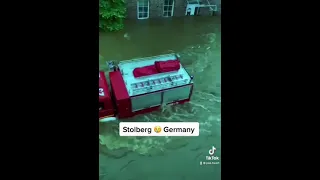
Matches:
[99,0,126,32]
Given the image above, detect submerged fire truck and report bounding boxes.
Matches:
[99,53,194,122]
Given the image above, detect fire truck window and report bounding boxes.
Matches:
[131,91,162,112]
[163,85,191,103]
[99,102,105,110]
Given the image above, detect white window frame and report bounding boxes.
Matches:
[137,0,150,20]
[163,0,175,17]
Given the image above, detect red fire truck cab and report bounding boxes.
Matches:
[99,53,194,122]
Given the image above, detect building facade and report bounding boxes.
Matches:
[126,0,221,19]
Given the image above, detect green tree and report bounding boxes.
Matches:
[99,0,126,32]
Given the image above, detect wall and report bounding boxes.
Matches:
[126,0,138,19]
[213,0,221,15]
[149,1,163,18]
[125,0,220,19]
[126,0,187,19]
[174,0,187,17]
[198,7,211,16]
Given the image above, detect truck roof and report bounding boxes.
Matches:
[117,53,192,97]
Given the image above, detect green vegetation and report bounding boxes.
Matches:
[99,0,126,32]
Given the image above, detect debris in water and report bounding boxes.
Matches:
[124,33,130,40]
[194,152,203,160]
[120,159,136,171]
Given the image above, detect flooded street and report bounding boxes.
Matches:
[99,16,221,180]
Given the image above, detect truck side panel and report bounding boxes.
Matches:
[109,71,132,118]
[99,71,115,118]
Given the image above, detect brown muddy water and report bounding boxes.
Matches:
[99,16,221,180]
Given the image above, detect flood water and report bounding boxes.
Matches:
[99,16,221,180]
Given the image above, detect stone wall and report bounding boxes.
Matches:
[198,7,211,16]
[126,0,138,19]
[174,0,187,17]
[213,0,221,16]
[126,0,188,19]
[149,0,163,18]
[125,0,221,19]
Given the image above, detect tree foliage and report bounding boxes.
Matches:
[99,0,126,32]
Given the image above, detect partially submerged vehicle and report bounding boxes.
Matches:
[99,53,194,122]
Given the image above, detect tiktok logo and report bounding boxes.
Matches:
[205,145,220,162]
[208,146,217,155]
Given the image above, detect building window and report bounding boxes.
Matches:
[163,0,174,17]
[137,0,149,19]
